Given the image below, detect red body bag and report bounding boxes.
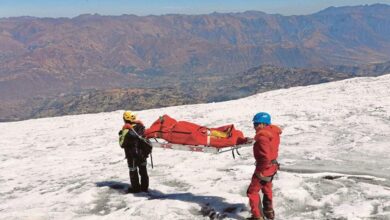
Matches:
[144,115,247,148]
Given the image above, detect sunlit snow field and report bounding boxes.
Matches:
[1,75,390,220]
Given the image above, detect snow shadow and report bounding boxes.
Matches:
[138,190,248,220]
[95,181,130,194]
[95,181,248,219]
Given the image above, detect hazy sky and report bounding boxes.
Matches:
[1,0,390,18]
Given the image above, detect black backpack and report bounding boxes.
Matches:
[139,138,153,159]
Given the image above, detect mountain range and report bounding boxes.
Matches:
[1,4,390,121]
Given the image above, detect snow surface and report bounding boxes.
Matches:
[1,75,390,220]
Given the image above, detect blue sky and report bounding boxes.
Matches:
[1,0,390,18]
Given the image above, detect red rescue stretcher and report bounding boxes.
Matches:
[145,115,254,156]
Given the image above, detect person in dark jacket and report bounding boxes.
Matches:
[119,111,149,193]
[247,112,282,220]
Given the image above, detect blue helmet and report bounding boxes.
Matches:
[253,112,271,125]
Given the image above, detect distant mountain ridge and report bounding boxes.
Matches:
[1,4,390,121]
[1,4,390,101]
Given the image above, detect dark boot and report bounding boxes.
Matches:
[139,164,149,192]
[262,195,274,219]
[129,170,140,193]
[263,209,274,220]
[127,187,141,193]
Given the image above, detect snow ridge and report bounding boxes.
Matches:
[1,75,390,219]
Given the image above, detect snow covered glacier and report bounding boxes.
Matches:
[1,75,390,220]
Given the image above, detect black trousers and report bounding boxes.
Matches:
[125,148,149,192]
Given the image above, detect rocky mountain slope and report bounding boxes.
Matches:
[1,4,390,101]
[1,4,390,121]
